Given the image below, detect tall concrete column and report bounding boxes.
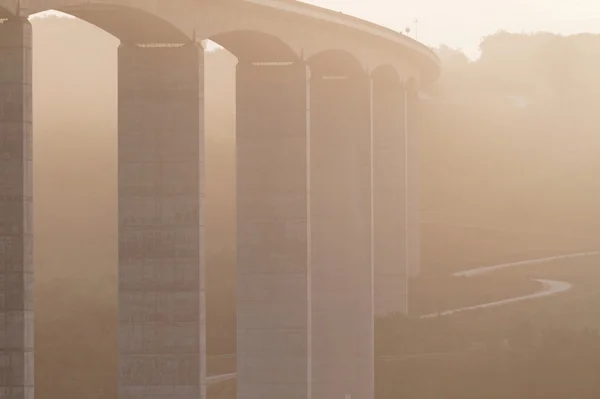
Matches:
[406,82,420,278]
[372,76,407,316]
[236,61,310,399]
[117,43,206,399]
[310,67,373,399]
[0,18,34,399]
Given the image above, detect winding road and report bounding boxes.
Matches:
[208,252,599,380]
[420,251,599,319]
[207,372,237,385]
[420,278,572,319]
[453,252,599,278]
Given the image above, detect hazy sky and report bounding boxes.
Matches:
[303,0,600,58]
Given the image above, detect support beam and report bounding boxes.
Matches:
[0,18,34,399]
[236,61,310,399]
[372,77,407,316]
[310,70,373,399]
[406,83,420,278]
[117,43,206,399]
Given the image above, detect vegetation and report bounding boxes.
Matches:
[422,32,600,239]
[376,314,600,399]
[378,254,600,398]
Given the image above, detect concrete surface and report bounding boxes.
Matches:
[372,74,408,316]
[310,67,373,399]
[117,43,206,399]
[236,61,310,399]
[0,18,34,399]
[0,3,432,397]
[406,85,421,279]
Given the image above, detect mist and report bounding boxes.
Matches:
[30,14,600,399]
[32,16,237,399]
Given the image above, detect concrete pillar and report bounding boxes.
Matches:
[372,77,407,316]
[406,83,420,278]
[117,43,206,399]
[310,68,373,399]
[0,18,34,399]
[236,61,310,399]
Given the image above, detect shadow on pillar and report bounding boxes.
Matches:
[235,59,311,399]
[211,28,316,399]
[308,49,374,399]
[0,17,34,399]
[117,43,206,399]
[405,78,421,279]
[371,66,408,316]
[3,5,207,399]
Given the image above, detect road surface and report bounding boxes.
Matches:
[207,372,237,385]
[420,278,572,319]
[453,252,599,278]
[419,251,600,318]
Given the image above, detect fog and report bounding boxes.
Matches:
[29,14,600,399]
[33,16,237,399]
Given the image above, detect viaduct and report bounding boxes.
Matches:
[0,1,440,398]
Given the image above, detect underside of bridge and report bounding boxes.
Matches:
[0,3,431,399]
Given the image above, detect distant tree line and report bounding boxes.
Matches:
[421,31,600,238]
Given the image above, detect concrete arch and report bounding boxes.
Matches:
[191,0,437,82]
[16,0,438,83]
[197,0,305,61]
[20,0,194,43]
[210,30,298,62]
[308,48,366,78]
[1,1,439,398]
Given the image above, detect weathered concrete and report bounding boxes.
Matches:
[236,61,310,399]
[372,76,408,316]
[117,43,206,399]
[406,84,421,278]
[310,67,373,399]
[0,18,34,399]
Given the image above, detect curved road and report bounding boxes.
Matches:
[420,278,572,319]
[207,372,237,385]
[420,252,599,319]
[453,252,599,278]
[209,252,598,379]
